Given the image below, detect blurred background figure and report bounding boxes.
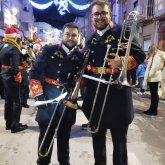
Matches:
[143,44,165,116]
[136,58,147,95]
[0,26,28,133]
[160,52,165,100]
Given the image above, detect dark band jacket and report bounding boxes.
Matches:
[82,24,146,128]
[85,24,145,81]
[29,45,84,97]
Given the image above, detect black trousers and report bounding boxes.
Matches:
[0,75,5,98]
[2,80,22,128]
[20,84,29,105]
[37,124,71,165]
[92,125,128,165]
[148,82,159,113]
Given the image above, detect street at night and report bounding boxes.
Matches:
[0,91,164,165]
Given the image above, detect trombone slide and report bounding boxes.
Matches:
[82,74,110,84]
[34,92,68,106]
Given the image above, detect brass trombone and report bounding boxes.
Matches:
[117,11,138,87]
[38,89,66,157]
[86,11,139,133]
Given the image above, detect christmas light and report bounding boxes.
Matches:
[28,0,53,10]
[43,29,54,35]
[28,0,90,15]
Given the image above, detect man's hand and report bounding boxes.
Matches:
[14,72,22,83]
[107,54,122,69]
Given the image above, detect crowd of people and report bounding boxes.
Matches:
[0,0,165,165]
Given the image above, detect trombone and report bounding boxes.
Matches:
[86,11,139,133]
[38,89,66,157]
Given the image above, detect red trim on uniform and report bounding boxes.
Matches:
[1,65,23,70]
[14,72,22,83]
[127,56,138,70]
[30,79,43,96]
[44,77,60,86]
[18,66,23,69]
[86,65,119,74]
[1,65,11,69]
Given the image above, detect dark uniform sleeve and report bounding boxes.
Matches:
[29,47,49,96]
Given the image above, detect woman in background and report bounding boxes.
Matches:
[143,44,165,115]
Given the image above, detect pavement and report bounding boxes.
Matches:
[0,90,165,165]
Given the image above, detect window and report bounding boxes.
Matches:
[143,35,151,52]
[133,0,138,10]
[147,0,154,17]
[39,29,43,33]
[23,2,29,12]
[22,22,29,31]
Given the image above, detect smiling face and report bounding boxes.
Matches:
[91,4,112,30]
[62,27,79,48]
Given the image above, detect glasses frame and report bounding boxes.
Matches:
[91,11,109,18]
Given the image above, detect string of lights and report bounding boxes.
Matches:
[28,0,90,15]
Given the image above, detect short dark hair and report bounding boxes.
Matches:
[90,0,111,12]
[62,22,79,33]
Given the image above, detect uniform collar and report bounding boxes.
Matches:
[62,44,70,54]
[97,26,110,36]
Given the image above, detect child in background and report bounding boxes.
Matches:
[137,58,147,95]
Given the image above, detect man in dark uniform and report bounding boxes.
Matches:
[82,1,146,165]
[0,26,28,133]
[0,64,5,99]
[29,23,83,165]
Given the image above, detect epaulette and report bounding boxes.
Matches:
[42,45,60,57]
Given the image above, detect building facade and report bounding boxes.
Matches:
[0,0,34,40]
[117,0,165,51]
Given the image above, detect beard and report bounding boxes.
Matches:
[93,19,109,30]
[62,42,76,50]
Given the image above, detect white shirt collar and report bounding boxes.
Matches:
[97,26,110,36]
[62,44,70,54]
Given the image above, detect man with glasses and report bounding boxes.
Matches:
[29,23,83,165]
[82,1,145,165]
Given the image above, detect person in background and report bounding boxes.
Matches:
[136,58,147,95]
[0,66,5,99]
[0,26,28,133]
[143,44,165,115]
[0,37,5,99]
[29,22,83,165]
[81,1,145,165]
[160,62,165,100]
[17,35,30,108]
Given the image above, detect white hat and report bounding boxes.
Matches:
[4,26,18,38]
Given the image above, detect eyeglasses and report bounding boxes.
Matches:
[92,11,109,18]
